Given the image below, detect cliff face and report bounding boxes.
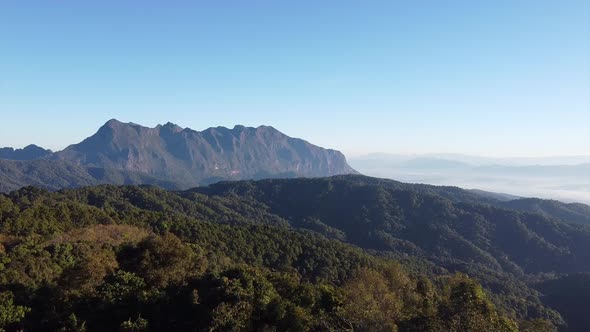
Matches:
[53,119,357,186]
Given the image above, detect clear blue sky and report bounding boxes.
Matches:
[1,1,589,157]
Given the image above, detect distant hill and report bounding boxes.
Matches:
[0,144,52,160]
[0,119,356,191]
[349,154,590,204]
[468,189,521,201]
[498,198,590,225]
[398,157,471,169]
[352,153,590,166]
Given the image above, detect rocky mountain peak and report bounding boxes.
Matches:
[51,120,357,186]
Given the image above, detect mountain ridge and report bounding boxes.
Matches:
[0,119,357,190]
[52,119,356,185]
[0,144,53,160]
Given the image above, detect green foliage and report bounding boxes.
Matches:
[438,274,519,332]
[199,176,589,327]
[0,178,584,330]
[519,318,557,332]
[0,291,30,328]
[118,233,201,288]
[119,316,148,332]
[341,268,404,331]
[97,270,148,304]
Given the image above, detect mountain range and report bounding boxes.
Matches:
[0,119,356,192]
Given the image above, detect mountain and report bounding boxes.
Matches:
[0,144,52,160]
[52,119,356,186]
[0,120,356,192]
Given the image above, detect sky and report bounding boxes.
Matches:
[1,1,589,157]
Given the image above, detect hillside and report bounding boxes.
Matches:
[196,176,590,275]
[0,159,183,193]
[194,175,590,330]
[0,184,523,331]
[1,173,589,330]
[498,198,590,225]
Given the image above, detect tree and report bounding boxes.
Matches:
[119,233,201,288]
[0,291,30,330]
[520,318,557,332]
[438,273,518,332]
[341,268,402,331]
[58,244,118,297]
[119,316,148,332]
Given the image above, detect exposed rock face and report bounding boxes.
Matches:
[52,119,357,186]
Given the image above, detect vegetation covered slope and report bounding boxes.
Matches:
[196,176,590,274]
[194,175,590,330]
[498,198,590,225]
[0,185,526,331]
[0,159,182,193]
[536,273,590,332]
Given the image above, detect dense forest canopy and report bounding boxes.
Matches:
[0,175,588,331]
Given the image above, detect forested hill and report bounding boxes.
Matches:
[0,184,532,332]
[0,177,588,330]
[196,176,590,274]
[497,198,590,225]
[194,175,590,331]
[199,174,590,225]
[0,159,184,193]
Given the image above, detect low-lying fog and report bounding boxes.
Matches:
[349,154,590,204]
